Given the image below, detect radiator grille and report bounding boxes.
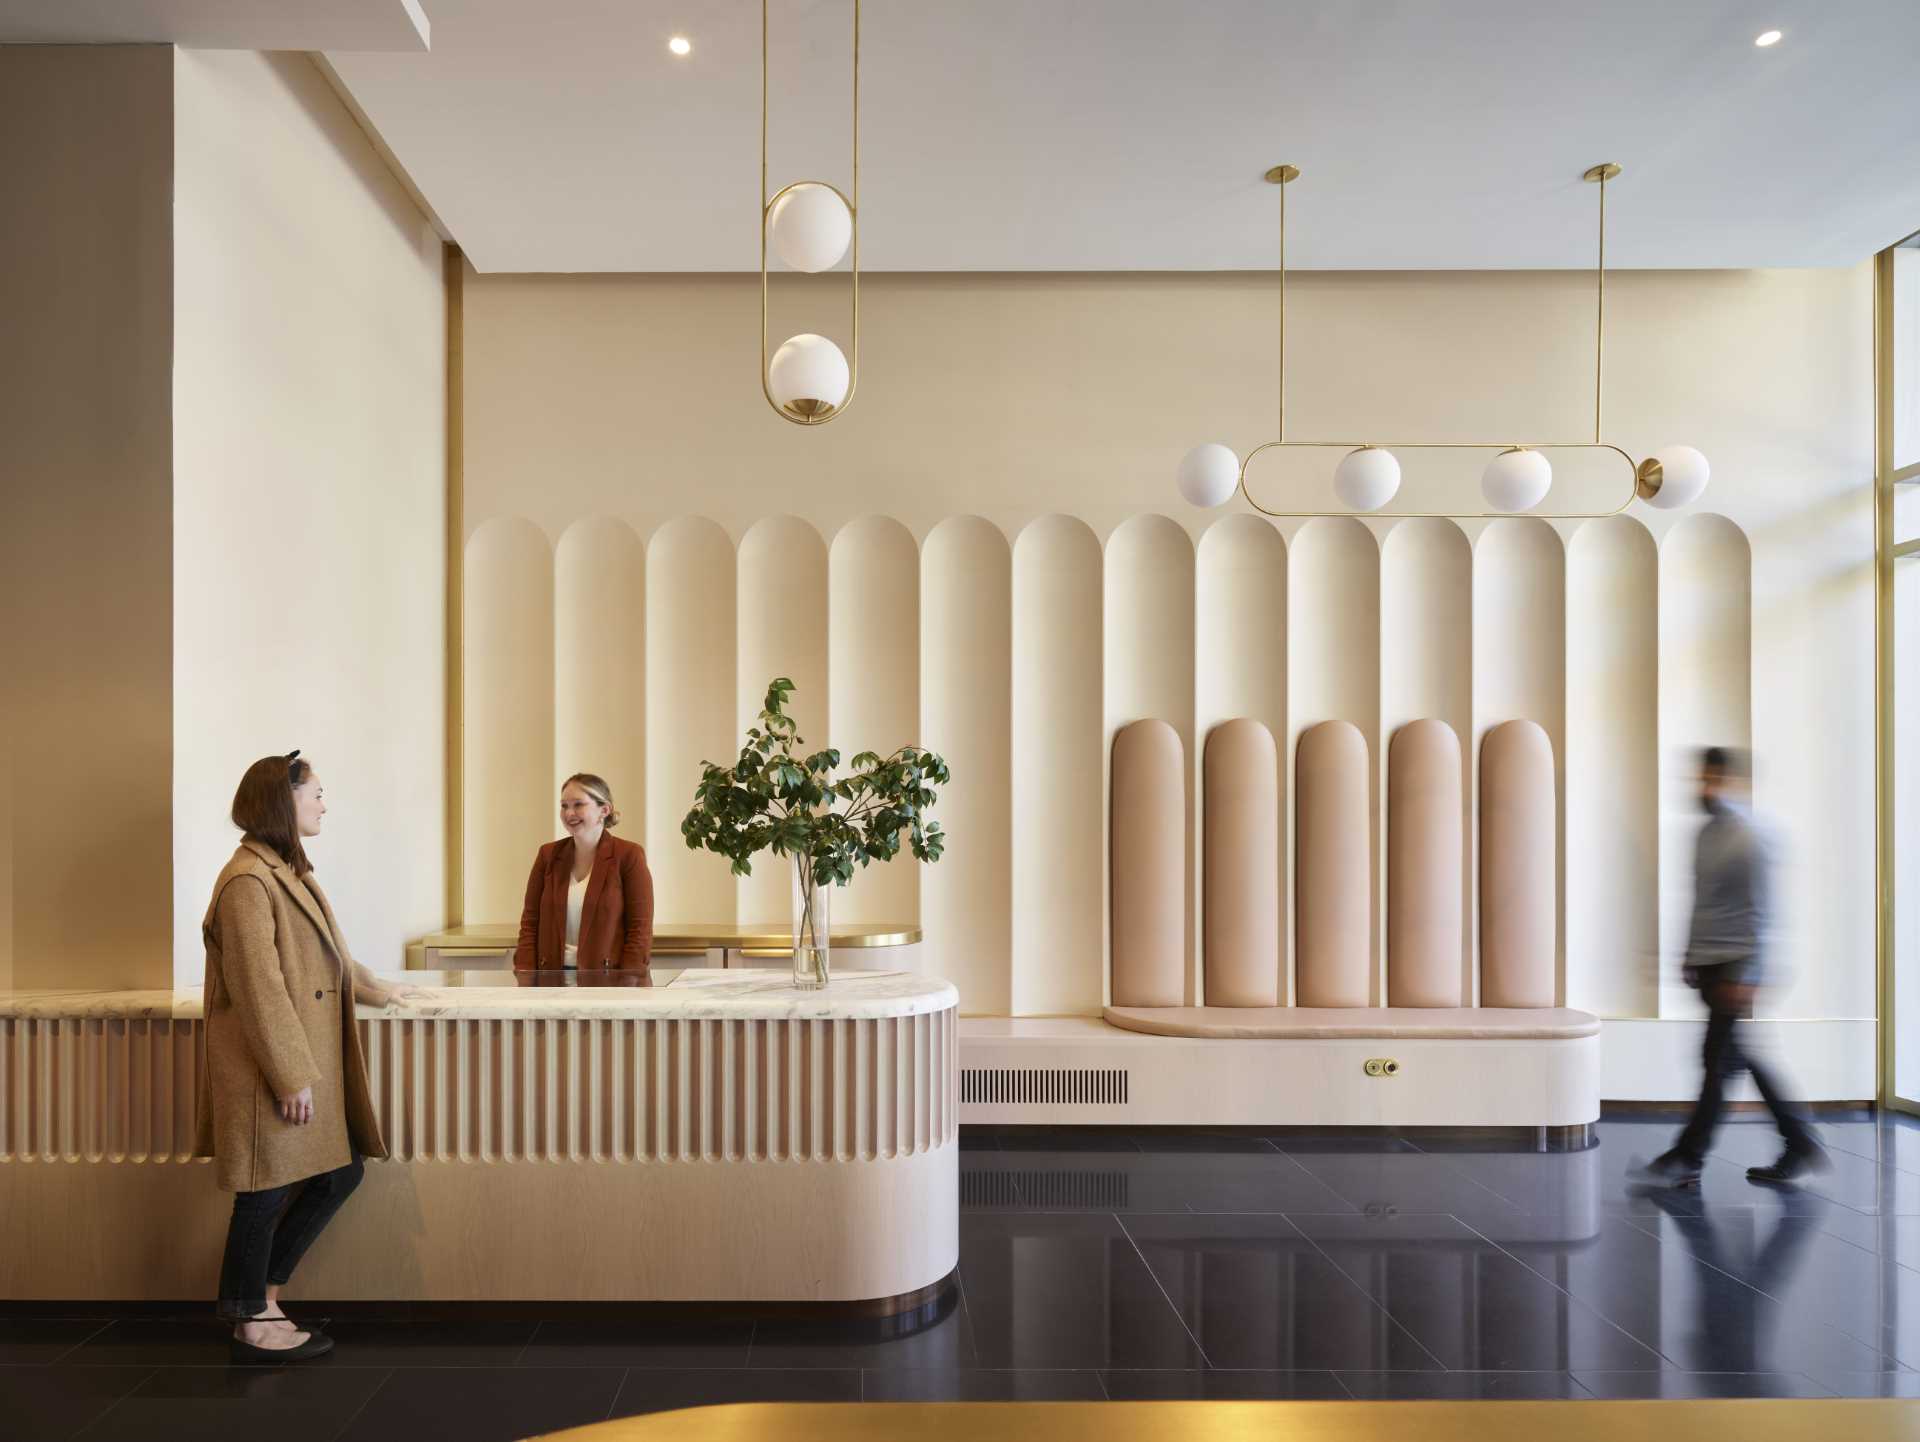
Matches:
[959,1067,1128,1107]
[960,1167,1131,1210]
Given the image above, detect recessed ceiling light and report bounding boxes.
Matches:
[669,35,692,57]
[1755,29,1782,47]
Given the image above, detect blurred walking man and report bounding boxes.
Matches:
[1634,748,1824,1188]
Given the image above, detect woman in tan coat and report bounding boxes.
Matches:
[514,772,653,985]
[197,752,420,1361]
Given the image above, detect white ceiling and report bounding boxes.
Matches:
[8,1,1920,271]
[0,0,429,50]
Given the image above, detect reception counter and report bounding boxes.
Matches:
[0,969,958,1309]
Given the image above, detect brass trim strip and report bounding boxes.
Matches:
[445,244,466,928]
[1877,246,1896,1106]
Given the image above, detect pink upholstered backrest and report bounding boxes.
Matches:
[1295,720,1371,1008]
[1203,719,1281,1007]
[1110,718,1185,1007]
[1388,719,1464,1007]
[1480,719,1556,1008]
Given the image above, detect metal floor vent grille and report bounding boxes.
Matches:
[959,1067,1129,1107]
[960,1169,1131,1210]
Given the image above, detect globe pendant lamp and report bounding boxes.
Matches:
[761,0,860,425]
[1173,162,1710,519]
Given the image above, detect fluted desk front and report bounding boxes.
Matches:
[0,969,959,1309]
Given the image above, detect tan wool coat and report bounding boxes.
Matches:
[194,840,392,1192]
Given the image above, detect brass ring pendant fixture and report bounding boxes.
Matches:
[1174,162,1711,518]
[760,0,860,426]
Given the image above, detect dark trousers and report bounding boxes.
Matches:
[216,1155,364,1321]
[1675,983,1814,1165]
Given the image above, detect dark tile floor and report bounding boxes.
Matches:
[7,1110,1919,1440]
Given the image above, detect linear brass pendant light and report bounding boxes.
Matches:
[760,0,860,425]
[1174,163,1711,518]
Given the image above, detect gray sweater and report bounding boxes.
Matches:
[1686,800,1771,974]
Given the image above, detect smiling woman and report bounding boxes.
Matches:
[513,772,656,980]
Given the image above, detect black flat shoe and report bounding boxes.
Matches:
[1629,1149,1703,1189]
[1748,1143,1830,1186]
[230,1331,334,1365]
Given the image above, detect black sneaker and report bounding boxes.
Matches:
[1747,1142,1829,1186]
[1629,1150,1702,1189]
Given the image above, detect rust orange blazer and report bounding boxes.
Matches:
[514,832,654,978]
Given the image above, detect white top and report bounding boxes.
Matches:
[564,874,587,965]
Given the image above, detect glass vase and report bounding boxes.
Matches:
[792,859,831,990]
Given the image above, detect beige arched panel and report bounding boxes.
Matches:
[465,517,555,924]
[737,516,828,926]
[829,516,920,928]
[1474,519,1565,1006]
[645,516,737,925]
[1111,719,1186,1008]
[1295,720,1371,1008]
[1290,519,1380,1004]
[1388,719,1464,1008]
[1480,719,1556,1009]
[1658,513,1751,1015]
[922,517,1012,1015]
[1203,719,1281,1007]
[1011,515,1104,1015]
[1196,515,1287,999]
[1381,519,1472,1002]
[555,517,645,852]
[1105,515,1196,1001]
[1566,516,1658,1018]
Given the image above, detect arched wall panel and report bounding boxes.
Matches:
[1388,719,1464,1008]
[1197,516,1287,999]
[1290,519,1381,1002]
[645,516,738,926]
[1658,513,1752,1016]
[555,517,645,854]
[1566,516,1659,1018]
[829,516,921,929]
[737,516,829,925]
[1382,519,1472,1003]
[1105,515,1197,1001]
[1480,719,1557,1008]
[1474,519,1566,1005]
[1295,720,1372,1008]
[1111,719,1186,1008]
[1203,719,1281,1007]
[1011,515,1104,1015]
[922,517,1012,1015]
[466,518,556,925]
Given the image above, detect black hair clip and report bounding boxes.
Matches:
[286,749,301,761]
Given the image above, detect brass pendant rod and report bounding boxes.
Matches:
[1596,167,1606,444]
[1279,168,1286,444]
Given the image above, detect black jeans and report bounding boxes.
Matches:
[216,1154,364,1322]
[1674,970,1814,1165]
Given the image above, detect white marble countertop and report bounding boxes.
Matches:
[0,968,958,1023]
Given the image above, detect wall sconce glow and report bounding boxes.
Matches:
[1177,443,1241,508]
[1482,447,1553,512]
[1754,30,1782,47]
[669,35,692,56]
[768,333,851,422]
[768,182,853,273]
[1333,447,1402,511]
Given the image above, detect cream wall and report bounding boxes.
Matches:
[463,264,1872,1092]
[0,47,176,991]
[171,51,446,985]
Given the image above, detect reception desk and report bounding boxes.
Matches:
[408,923,923,971]
[0,969,958,1309]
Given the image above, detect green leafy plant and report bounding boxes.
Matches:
[681,678,949,901]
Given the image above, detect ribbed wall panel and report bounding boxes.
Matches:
[0,1012,957,1166]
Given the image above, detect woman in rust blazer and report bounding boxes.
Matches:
[514,771,654,983]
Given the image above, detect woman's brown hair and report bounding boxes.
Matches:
[233,752,314,877]
[563,772,621,829]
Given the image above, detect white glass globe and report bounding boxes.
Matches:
[1333,447,1401,511]
[1176,443,1240,508]
[769,333,850,420]
[767,183,852,273]
[1640,444,1710,509]
[1481,447,1553,511]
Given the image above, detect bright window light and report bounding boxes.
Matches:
[669,35,692,57]
[1755,29,1783,47]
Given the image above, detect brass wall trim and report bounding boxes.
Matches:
[445,244,465,927]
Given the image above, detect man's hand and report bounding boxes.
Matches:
[277,1086,314,1126]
